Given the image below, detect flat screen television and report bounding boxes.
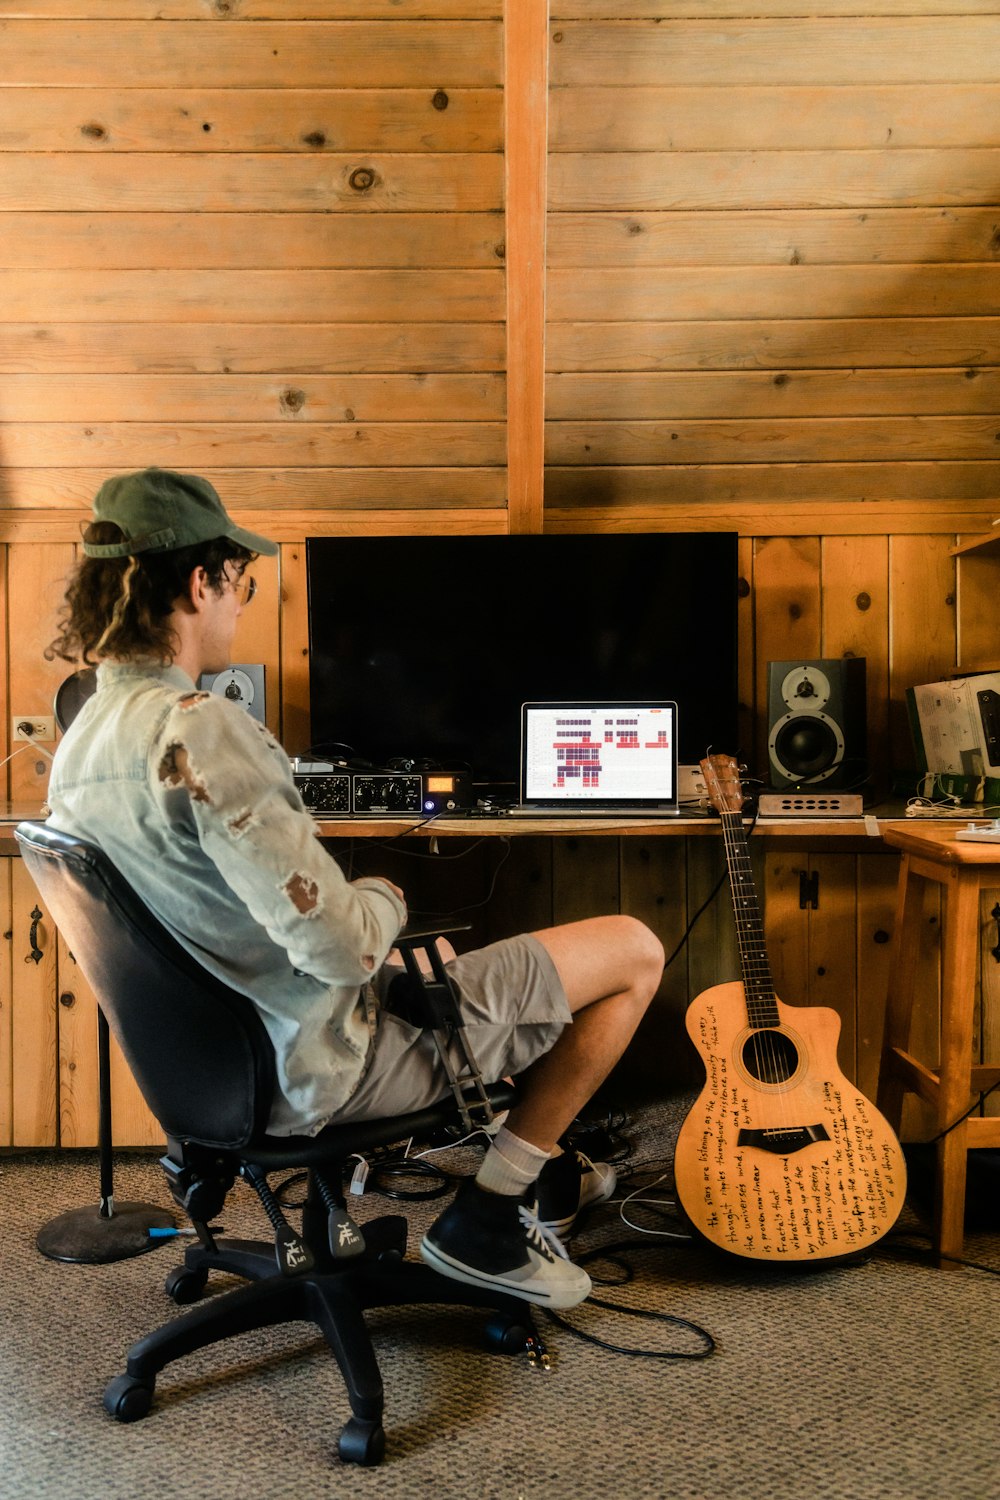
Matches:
[306,532,739,792]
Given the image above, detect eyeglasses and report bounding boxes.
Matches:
[231,573,257,606]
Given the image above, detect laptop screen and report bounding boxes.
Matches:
[520,702,678,810]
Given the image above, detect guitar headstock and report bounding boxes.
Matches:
[700,754,745,815]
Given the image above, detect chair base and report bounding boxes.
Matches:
[36,1201,175,1264]
[104,1213,539,1464]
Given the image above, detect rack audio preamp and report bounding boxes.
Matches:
[291,761,471,816]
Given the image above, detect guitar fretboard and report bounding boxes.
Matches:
[719,809,779,1028]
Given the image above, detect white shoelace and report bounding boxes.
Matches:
[518,1203,571,1262]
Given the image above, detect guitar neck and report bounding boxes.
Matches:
[719,809,779,1028]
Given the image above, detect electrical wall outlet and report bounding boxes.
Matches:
[13,715,55,742]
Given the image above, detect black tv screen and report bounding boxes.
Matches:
[306,533,739,790]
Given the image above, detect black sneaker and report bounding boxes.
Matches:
[534,1150,617,1239]
[420,1178,592,1309]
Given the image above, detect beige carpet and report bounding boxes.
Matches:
[0,1099,997,1500]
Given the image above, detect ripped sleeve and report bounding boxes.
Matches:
[152,700,406,986]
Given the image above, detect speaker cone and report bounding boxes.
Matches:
[773,716,840,778]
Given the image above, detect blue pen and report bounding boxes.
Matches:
[147,1226,197,1239]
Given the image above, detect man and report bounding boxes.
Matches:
[46,468,665,1310]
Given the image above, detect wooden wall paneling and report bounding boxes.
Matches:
[0,1,503,15]
[548,208,1000,269]
[545,370,1000,421]
[11,858,57,1145]
[55,936,99,1148]
[551,835,619,926]
[807,852,858,1082]
[954,545,1000,675]
[549,19,1000,88]
[0,422,507,470]
[546,319,1000,373]
[820,535,889,795]
[547,267,1000,323]
[12,417,999,472]
[544,415,1000,467]
[0,271,504,323]
[483,837,554,944]
[0,157,506,213]
[278,542,308,755]
[750,537,821,787]
[0,324,507,376]
[764,848,811,1013]
[0,861,11,1146]
[888,535,957,780]
[0,213,507,272]
[543,488,999,536]
[550,86,1000,153]
[0,91,503,156]
[685,834,741,992]
[6,542,76,803]
[855,852,901,1105]
[0,375,507,423]
[555,2,1000,18]
[548,151,1000,213]
[505,0,549,533]
[618,837,691,1097]
[230,549,281,740]
[2,22,504,89]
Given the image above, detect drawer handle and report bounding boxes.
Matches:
[26,905,43,965]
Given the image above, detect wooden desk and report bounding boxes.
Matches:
[878,825,1000,1264]
[1,805,996,1151]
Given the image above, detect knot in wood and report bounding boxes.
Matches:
[80,122,106,141]
[432,90,449,111]
[349,166,377,193]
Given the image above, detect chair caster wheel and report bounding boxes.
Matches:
[103,1374,154,1423]
[338,1417,386,1466]
[164,1266,208,1305]
[484,1314,532,1354]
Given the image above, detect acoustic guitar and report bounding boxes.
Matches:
[673,754,906,1264]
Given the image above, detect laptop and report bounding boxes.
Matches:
[508,701,679,818]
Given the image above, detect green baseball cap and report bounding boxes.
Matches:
[82,468,278,559]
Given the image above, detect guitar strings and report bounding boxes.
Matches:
[719,806,790,1132]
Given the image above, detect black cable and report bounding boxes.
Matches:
[881,1230,1000,1278]
[926,1079,1000,1143]
[662,802,760,971]
[540,1238,716,1359]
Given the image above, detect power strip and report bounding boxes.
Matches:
[758,792,864,818]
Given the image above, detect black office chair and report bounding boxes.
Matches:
[15,821,534,1466]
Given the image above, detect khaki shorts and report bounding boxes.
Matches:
[334,933,571,1122]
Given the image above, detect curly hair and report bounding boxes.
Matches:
[47,522,256,666]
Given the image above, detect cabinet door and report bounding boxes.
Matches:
[11,859,57,1144]
[0,861,12,1145]
[764,850,857,1081]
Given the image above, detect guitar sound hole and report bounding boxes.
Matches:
[742,1028,799,1085]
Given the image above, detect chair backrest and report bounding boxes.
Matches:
[15,821,276,1151]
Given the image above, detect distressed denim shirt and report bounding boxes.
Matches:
[46,662,407,1136]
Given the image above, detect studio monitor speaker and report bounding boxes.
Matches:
[767,658,867,790]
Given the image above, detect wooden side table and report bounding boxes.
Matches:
[878,824,1000,1265]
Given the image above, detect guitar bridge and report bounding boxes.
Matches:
[737,1124,830,1155]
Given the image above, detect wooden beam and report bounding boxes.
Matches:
[504,0,549,534]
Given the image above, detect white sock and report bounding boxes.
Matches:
[476,1125,551,1197]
